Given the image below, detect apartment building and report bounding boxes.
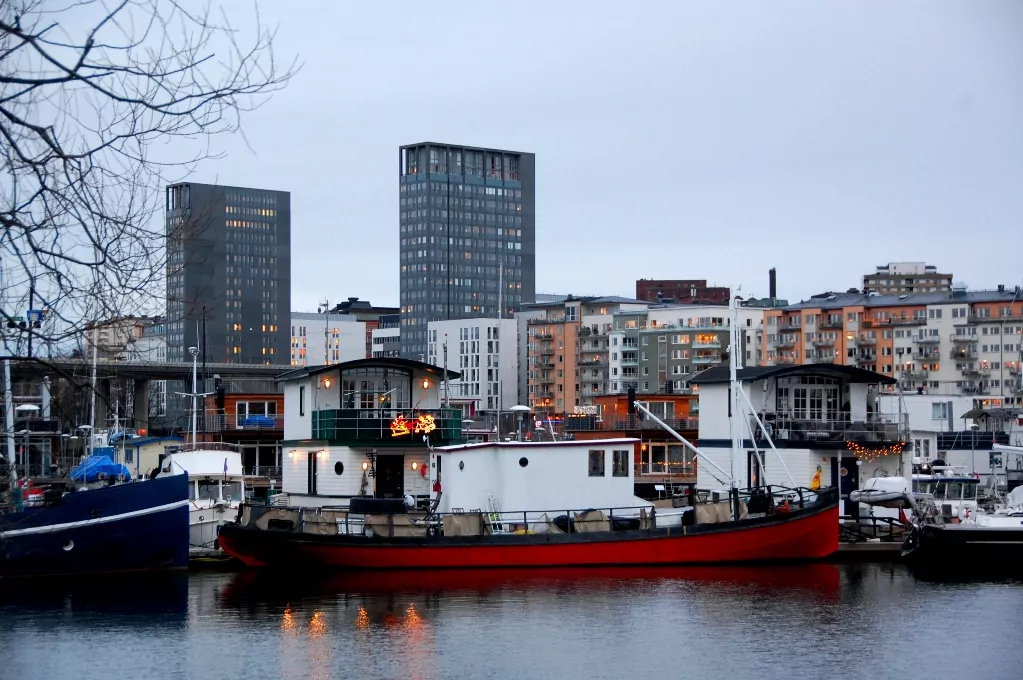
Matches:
[290,299,397,367]
[763,285,1023,402]
[607,304,765,397]
[371,314,400,358]
[862,262,952,295]
[426,318,518,415]
[524,296,650,414]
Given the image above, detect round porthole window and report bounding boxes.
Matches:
[334,461,344,476]
[63,540,74,552]
[458,460,465,471]
[518,457,529,468]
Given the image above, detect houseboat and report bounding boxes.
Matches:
[219,311,840,570]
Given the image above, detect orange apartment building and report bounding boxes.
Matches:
[763,286,1023,400]
[200,378,284,483]
[524,296,651,416]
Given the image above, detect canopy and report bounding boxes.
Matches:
[70,450,132,483]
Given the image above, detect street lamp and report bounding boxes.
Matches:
[510,405,531,442]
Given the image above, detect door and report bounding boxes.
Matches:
[831,456,860,519]
[748,451,765,488]
[375,454,405,499]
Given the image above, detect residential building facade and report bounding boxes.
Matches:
[862,262,952,295]
[635,279,730,304]
[524,296,650,415]
[607,304,765,397]
[762,286,1023,403]
[398,142,536,359]
[425,318,518,415]
[165,183,291,364]
[371,314,401,359]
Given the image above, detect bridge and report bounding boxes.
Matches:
[7,357,286,381]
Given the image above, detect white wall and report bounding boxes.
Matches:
[696,445,818,489]
[290,313,366,366]
[283,447,308,493]
[696,384,757,440]
[283,447,432,503]
[433,440,645,515]
[283,381,313,441]
[427,318,518,411]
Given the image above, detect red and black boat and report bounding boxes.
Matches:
[218,486,838,570]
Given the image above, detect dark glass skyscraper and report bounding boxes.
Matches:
[398,142,535,359]
[165,182,291,364]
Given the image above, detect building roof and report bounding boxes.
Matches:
[689,364,897,385]
[122,435,184,447]
[523,295,648,309]
[781,287,1022,312]
[275,357,460,382]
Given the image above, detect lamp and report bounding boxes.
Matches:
[362,460,369,471]
[411,461,418,471]
[422,379,430,390]
[323,377,332,389]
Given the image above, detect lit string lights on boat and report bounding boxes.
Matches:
[846,440,907,463]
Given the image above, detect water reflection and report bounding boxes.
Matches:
[0,565,1021,680]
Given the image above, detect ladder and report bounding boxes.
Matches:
[486,494,505,533]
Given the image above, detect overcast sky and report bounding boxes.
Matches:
[191,0,1023,312]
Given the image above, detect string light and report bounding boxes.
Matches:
[846,440,906,463]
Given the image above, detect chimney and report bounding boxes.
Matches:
[997,284,1005,293]
[769,268,777,300]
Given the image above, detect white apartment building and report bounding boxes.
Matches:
[290,312,367,367]
[371,325,400,358]
[606,303,766,396]
[426,318,518,415]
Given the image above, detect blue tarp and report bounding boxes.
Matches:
[70,449,133,483]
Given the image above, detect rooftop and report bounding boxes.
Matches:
[275,357,460,383]
[781,287,1023,312]
[689,364,897,386]
[523,295,648,309]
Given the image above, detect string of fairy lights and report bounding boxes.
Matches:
[845,440,907,463]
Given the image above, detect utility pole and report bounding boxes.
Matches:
[319,299,331,366]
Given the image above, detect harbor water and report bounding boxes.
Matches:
[1,564,1021,680]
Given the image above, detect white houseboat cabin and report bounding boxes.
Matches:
[690,363,909,516]
[276,357,657,518]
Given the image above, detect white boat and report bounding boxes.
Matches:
[158,444,245,557]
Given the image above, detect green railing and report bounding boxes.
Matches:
[312,408,463,446]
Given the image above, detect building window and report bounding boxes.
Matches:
[612,450,629,477]
[299,386,306,416]
[588,450,605,477]
[931,402,947,420]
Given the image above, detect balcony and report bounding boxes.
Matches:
[775,338,797,349]
[812,337,835,348]
[820,318,843,329]
[579,358,604,367]
[774,356,796,365]
[950,334,978,344]
[780,322,802,332]
[620,354,638,366]
[970,312,1023,323]
[202,411,284,432]
[960,367,990,378]
[580,386,605,397]
[312,408,462,446]
[911,351,940,362]
[532,332,553,340]
[936,431,1009,449]
[911,335,940,344]
[855,335,877,346]
[855,355,877,364]
[752,414,906,448]
[692,354,721,365]
[900,370,929,381]
[949,349,978,361]
[538,346,554,356]
[1013,382,1023,394]
[875,317,926,327]
[692,337,722,349]
[564,415,699,433]
[535,359,554,369]
[1009,366,1022,376]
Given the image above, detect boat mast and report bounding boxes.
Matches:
[88,324,98,458]
[189,346,199,447]
[728,292,744,519]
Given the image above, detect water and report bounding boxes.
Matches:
[1,564,1021,680]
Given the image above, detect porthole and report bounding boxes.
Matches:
[63,540,74,552]
[518,457,529,468]
[458,460,465,471]
[334,461,344,476]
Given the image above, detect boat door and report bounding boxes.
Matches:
[375,454,405,498]
[831,456,860,519]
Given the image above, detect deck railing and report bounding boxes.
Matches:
[752,414,907,444]
[312,408,462,445]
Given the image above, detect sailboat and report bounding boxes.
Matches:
[152,346,246,557]
[218,294,839,570]
[1,337,189,578]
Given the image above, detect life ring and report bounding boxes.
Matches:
[420,463,428,478]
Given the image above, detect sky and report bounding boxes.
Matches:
[186,0,1023,312]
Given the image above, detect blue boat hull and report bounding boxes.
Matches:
[0,474,190,579]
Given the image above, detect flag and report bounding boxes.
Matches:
[223,457,228,477]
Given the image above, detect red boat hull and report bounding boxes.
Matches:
[219,501,839,570]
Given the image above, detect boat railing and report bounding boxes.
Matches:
[839,514,908,543]
[239,485,836,538]
[168,441,245,453]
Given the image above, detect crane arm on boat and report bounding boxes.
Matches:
[631,400,730,486]
[738,386,797,487]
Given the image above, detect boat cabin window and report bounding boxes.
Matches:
[913,480,933,495]
[195,479,221,501]
[933,482,946,500]
[588,450,605,477]
[963,483,978,500]
[944,482,963,501]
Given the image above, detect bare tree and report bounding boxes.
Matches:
[0,0,297,357]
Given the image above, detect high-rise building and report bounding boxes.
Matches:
[165,183,291,364]
[426,318,519,415]
[289,299,398,367]
[862,262,952,295]
[398,142,535,359]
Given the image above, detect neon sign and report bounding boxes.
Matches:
[389,414,437,437]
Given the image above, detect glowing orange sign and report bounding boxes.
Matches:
[389,414,437,437]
